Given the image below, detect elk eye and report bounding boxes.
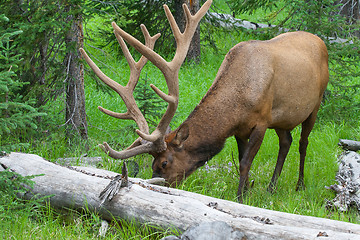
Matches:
[162,161,168,169]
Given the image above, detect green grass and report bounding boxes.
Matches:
[0,199,180,239]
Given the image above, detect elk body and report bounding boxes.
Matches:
[80,0,329,201]
[154,31,329,199]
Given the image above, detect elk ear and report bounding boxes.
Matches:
[171,124,189,148]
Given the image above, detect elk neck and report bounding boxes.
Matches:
[176,47,256,168]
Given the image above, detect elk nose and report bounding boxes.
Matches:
[152,172,161,178]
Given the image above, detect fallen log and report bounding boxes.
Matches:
[1,152,360,239]
[326,148,360,212]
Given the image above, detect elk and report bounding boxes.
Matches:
[80,0,329,202]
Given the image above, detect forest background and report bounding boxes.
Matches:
[1,0,360,239]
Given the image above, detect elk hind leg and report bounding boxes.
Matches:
[237,126,266,202]
[297,110,318,191]
[268,129,292,193]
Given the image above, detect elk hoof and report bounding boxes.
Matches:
[236,195,244,204]
[295,180,305,191]
[267,183,277,193]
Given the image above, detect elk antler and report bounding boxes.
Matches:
[112,0,212,146]
[81,0,212,159]
[80,25,161,159]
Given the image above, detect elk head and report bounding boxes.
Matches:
[151,124,191,185]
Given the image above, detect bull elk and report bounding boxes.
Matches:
[80,0,329,202]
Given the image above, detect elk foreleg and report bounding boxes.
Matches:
[297,108,319,191]
[267,129,292,193]
[237,126,266,202]
[235,136,248,163]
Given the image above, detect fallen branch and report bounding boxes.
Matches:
[338,139,360,151]
[208,12,276,30]
[208,12,354,44]
[1,152,360,239]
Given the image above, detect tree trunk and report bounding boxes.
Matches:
[64,6,88,140]
[174,0,201,63]
[336,0,360,36]
[338,0,360,23]
[1,152,360,240]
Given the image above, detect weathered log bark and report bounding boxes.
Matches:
[326,150,360,212]
[1,152,360,240]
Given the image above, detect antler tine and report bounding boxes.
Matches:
[79,48,145,125]
[114,33,137,73]
[112,22,169,74]
[115,24,160,92]
[79,48,124,95]
[100,141,157,160]
[164,0,212,64]
[137,24,161,71]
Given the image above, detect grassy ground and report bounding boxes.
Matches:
[2,1,360,239]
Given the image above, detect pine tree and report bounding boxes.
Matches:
[134,74,166,129]
[0,14,45,152]
[2,0,89,141]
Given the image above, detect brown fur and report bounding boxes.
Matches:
[151,31,329,201]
